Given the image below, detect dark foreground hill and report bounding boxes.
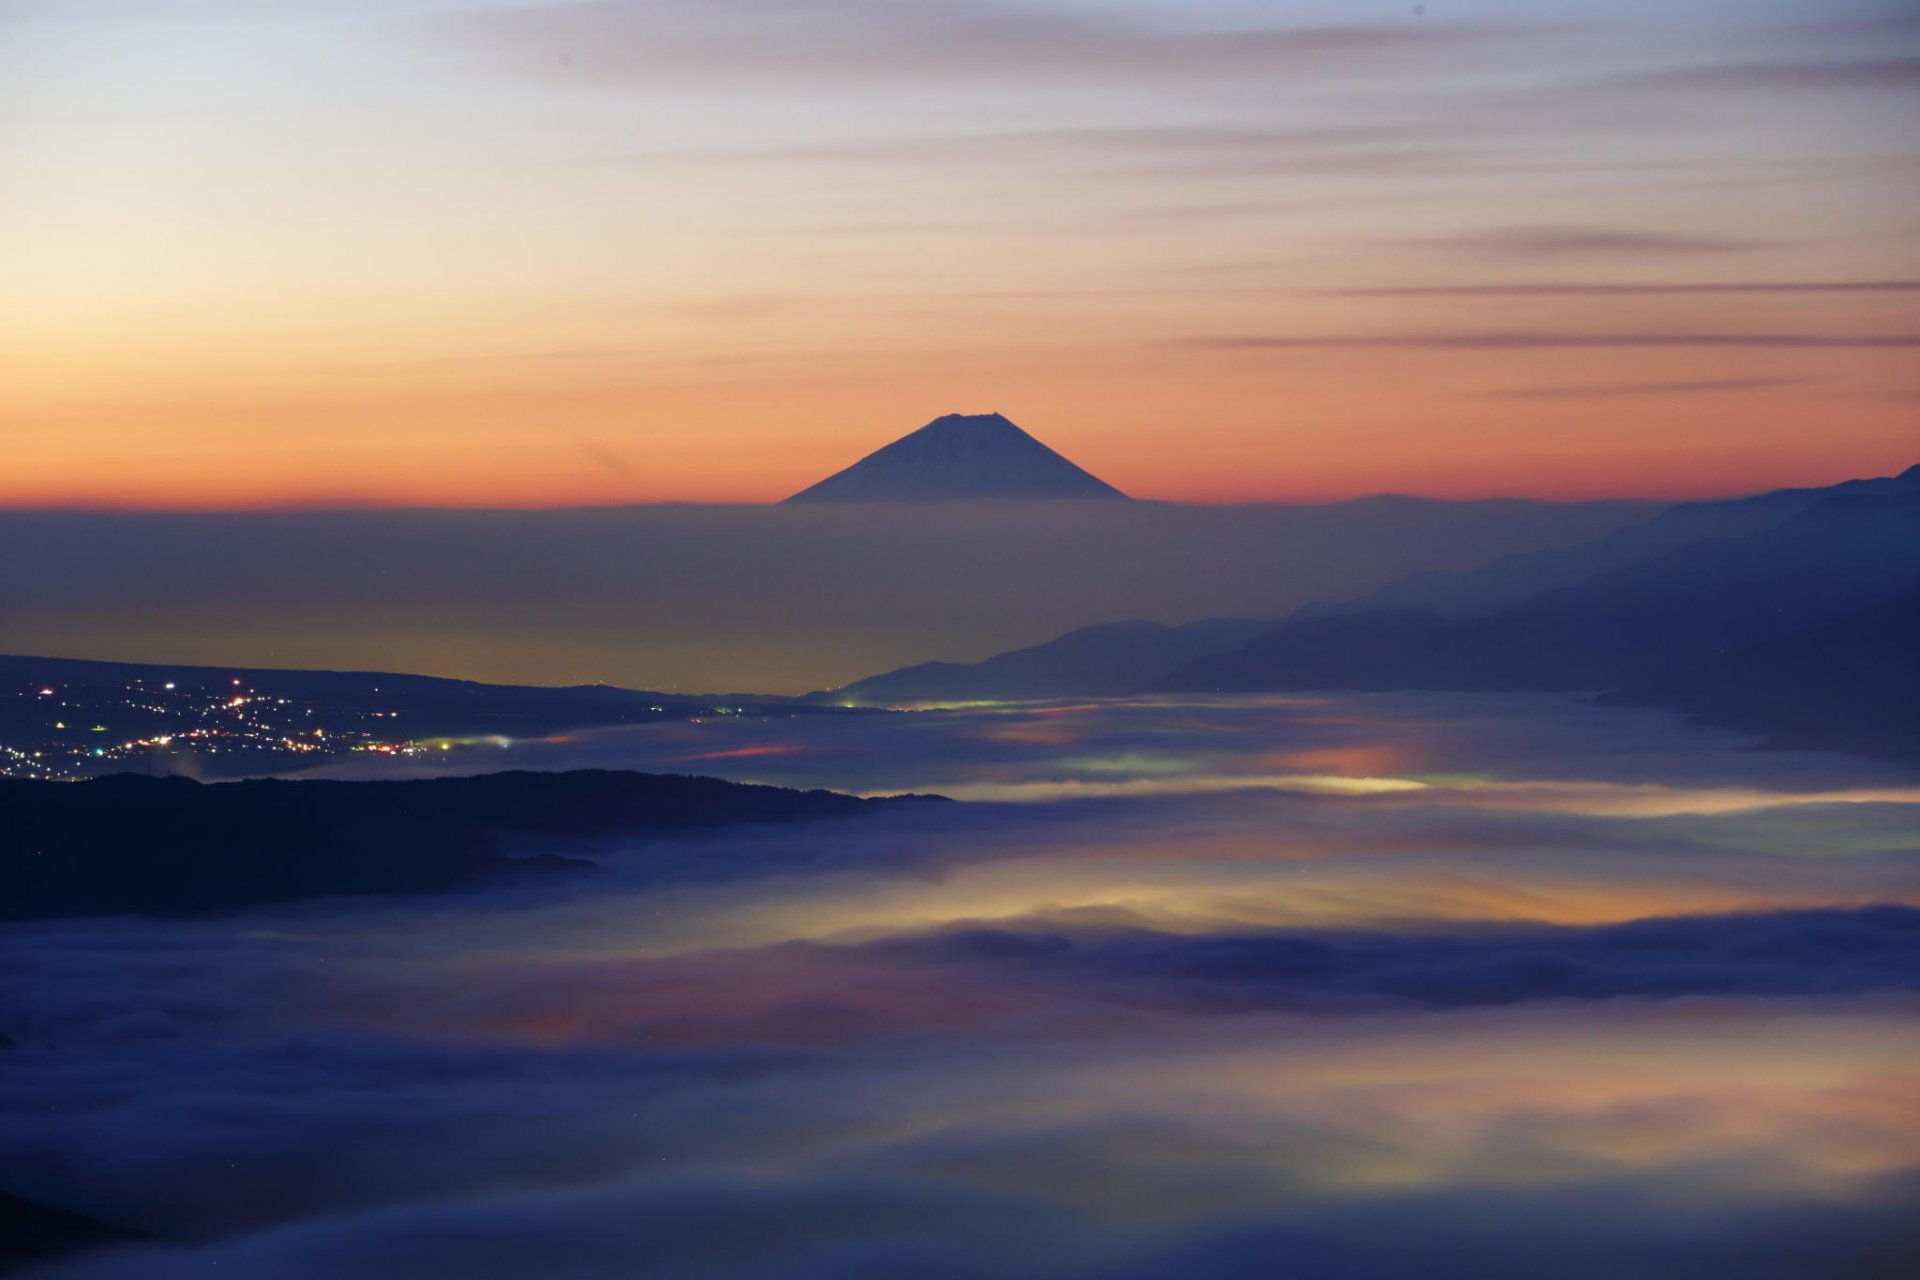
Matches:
[0,1191,144,1276]
[0,771,939,921]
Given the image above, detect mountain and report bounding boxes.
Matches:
[1159,489,1920,693]
[784,412,1128,502]
[830,617,1272,705]
[1600,587,1920,760]
[0,771,942,920]
[1300,462,1920,621]
[829,465,1920,705]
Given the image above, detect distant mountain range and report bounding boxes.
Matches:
[1291,463,1920,622]
[1161,486,1920,693]
[833,464,1920,758]
[837,616,1274,704]
[785,412,1127,502]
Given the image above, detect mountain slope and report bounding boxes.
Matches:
[830,617,1272,704]
[831,466,1919,702]
[1301,462,1920,621]
[1600,587,1920,759]
[1159,490,1920,693]
[784,412,1127,502]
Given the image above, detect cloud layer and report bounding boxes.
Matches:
[446,0,1501,85]
[5,693,1919,1277]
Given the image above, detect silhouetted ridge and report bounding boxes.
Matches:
[831,617,1272,704]
[0,1191,145,1273]
[784,412,1128,502]
[1157,490,1920,694]
[831,463,1920,713]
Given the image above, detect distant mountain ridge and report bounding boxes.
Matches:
[1600,587,1920,759]
[785,412,1128,502]
[834,617,1273,705]
[1299,462,1920,622]
[831,463,1920,758]
[1160,487,1920,693]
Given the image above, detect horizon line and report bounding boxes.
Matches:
[0,478,1894,518]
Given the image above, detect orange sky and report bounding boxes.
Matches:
[5,0,1916,508]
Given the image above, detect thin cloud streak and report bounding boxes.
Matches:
[1397,225,1780,258]
[662,123,1494,179]
[1613,55,1920,93]
[1487,378,1814,401]
[1329,280,1920,298]
[1181,333,1920,352]
[447,0,1517,84]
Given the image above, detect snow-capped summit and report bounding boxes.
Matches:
[783,412,1128,502]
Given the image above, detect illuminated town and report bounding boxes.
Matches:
[4,675,446,779]
[0,658,797,780]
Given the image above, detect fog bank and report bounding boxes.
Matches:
[0,499,1652,693]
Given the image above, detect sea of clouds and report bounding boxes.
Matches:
[4,694,1918,1277]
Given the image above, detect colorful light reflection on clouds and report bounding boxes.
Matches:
[4,695,1916,1276]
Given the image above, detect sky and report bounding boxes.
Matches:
[3,0,1917,508]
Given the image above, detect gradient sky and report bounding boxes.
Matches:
[4,0,1916,507]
